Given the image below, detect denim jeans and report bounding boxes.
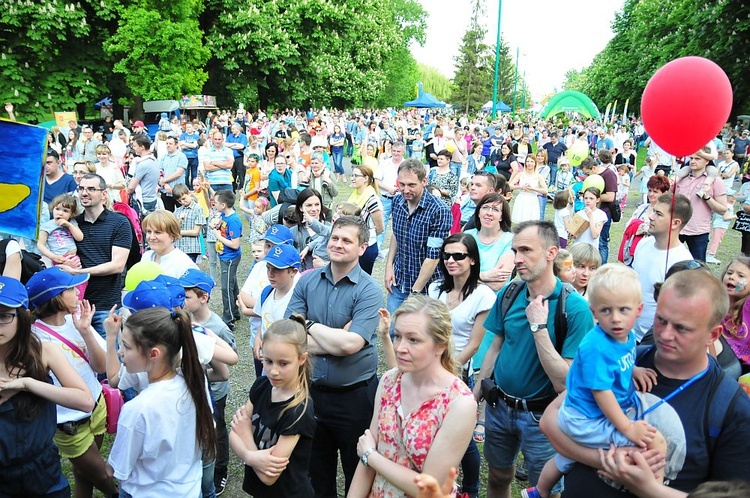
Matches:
[484,400,563,494]
[202,456,216,498]
[332,149,344,174]
[598,218,612,263]
[537,194,547,221]
[461,439,481,496]
[210,184,233,192]
[548,162,558,187]
[90,309,112,340]
[219,256,241,323]
[377,195,394,249]
[450,161,462,179]
[679,232,710,261]
[185,157,199,186]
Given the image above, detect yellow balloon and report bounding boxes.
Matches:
[568,141,589,167]
[446,141,456,153]
[583,174,605,193]
[124,261,164,291]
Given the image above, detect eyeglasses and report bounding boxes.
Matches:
[351,173,365,178]
[77,186,104,193]
[442,252,469,261]
[0,312,17,324]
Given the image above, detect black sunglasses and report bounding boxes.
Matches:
[442,252,469,261]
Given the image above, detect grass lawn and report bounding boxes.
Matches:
[64,155,740,497]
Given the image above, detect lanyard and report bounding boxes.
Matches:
[640,363,710,418]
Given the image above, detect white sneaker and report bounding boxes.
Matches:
[706,255,721,264]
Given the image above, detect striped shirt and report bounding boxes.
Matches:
[204,145,234,186]
[391,191,451,292]
[75,209,133,309]
[160,150,188,191]
[174,200,206,255]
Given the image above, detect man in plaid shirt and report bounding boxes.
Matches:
[173,183,207,262]
[384,158,452,315]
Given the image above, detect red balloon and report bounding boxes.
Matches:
[641,57,732,157]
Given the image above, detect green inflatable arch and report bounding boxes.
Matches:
[540,90,601,120]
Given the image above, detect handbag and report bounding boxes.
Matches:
[34,321,124,434]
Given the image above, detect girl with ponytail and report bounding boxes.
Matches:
[230,314,315,497]
[107,307,216,497]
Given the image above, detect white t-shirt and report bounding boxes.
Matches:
[573,209,608,248]
[109,374,202,497]
[241,260,270,343]
[252,275,300,341]
[118,332,215,392]
[632,237,693,340]
[428,282,496,369]
[141,248,198,278]
[32,316,105,423]
[555,206,572,240]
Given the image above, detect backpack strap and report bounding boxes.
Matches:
[705,368,744,456]
[499,280,525,320]
[260,285,274,306]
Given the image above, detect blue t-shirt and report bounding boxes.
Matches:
[565,325,637,417]
[44,174,78,204]
[485,279,594,399]
[267,169,292,207]
[179,131,201,159]
[596,137,614,152]
[216,212,242,260]
[465,229,513,272]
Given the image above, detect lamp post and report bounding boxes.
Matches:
[512,46,520,113]
[521,70,527,110]
[491,0,502,121]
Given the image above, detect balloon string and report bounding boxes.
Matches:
[665,172,678,276]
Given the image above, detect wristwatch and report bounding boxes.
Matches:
[306,319,317,330]
[361,448,377,467]
[530,323,547,333]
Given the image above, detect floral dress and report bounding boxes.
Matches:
[371,369,474,498]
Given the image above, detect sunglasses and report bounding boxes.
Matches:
[442,252,469,261]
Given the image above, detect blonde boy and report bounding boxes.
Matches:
[524,264,666,498]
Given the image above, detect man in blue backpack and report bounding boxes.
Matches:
[542,269,750,497]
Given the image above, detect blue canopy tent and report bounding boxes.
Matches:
[94,96,113,109]
[481,100,511,112]
[405,83,446,108]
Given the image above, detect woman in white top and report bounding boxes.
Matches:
[108,130,129,172]
[140,210,198,278]
[94,144,126,204]
[717,148,740,190]
[427,233,494,498]
[26,267,118,496]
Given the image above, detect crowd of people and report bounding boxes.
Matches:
[1,106,750,498]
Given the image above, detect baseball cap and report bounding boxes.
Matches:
[179,269,215,293]
[727,188,737,196]
[0,277,29,308]
[743,130,749,135]
[263,224,294,245]
[264,244,301,270]
[133,120,145,129]
[152,275,186,308]
[123,280,174,310]
[25,267,90,308]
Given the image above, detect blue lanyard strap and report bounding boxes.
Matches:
[640,362,710,418]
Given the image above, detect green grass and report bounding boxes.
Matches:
[64,159,739,497]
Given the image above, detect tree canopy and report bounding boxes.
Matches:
[0,0,427,121]
[564,0,750,118]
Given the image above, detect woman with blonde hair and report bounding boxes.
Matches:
[140,210,198,277]
[349,296,476,498]
[347,164,384,273]
[94,144,126,203]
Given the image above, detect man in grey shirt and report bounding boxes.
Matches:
[128,134,161,212]
[285,215,382,497]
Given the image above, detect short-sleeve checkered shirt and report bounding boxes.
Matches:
[391,190,452,292]
[174,200,206,255]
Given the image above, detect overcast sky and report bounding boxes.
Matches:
[411,0,625,102]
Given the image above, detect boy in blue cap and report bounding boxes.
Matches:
[251,244,301,371]
[180,269,237,495]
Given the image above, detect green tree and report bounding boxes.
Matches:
[418,64,452,102]
[0,1,119,122]
[105,0,209,119]
[203,0,426,109]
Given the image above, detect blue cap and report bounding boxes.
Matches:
[263,224,294,245]
[123,280,174,310]
[0,276,28,309]
[264,243,301,269]
[179,269,215,293]
[152,275,185,308]
[25,267,89,308]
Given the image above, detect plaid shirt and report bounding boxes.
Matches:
[391,191,451,292]
[174,200,206,255]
